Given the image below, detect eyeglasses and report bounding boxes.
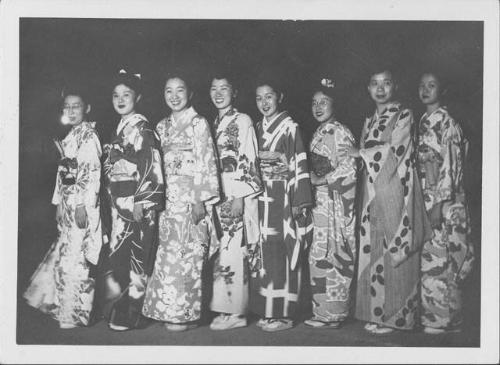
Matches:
[312,99,331,107]
[63,104,84,112]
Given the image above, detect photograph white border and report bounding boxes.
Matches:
[1,0,498,363]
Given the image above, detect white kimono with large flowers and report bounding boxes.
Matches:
[24,121,102,327]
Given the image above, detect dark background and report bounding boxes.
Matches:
[18,18,483,346]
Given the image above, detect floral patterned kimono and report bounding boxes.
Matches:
[102,113,164,329]
[210,108,262,315]
[23,121,102,327]
[309,121,357,323]
[249,111,313,319]
[355,102,431,330]
[142,106,220,323]
[417,107,474,330]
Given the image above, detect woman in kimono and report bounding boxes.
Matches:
[102,70,164,331]
[23,87,102,328]
[343,69,431,334]
[305,78,357,329]
[417,72,474,334]
[208,72,262,331]
[142,72,220,332]
[249,75,313,332]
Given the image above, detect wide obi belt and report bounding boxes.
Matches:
[58,157,78,185]
[310,151,333,177]
[108,159,138,198]
[163,142,196,206]
[258,150,289,181]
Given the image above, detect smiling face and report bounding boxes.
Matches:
[418,73,442,106]
[164,77,191,113]
[367,71,396,107]
[62,95,89,126]
[210,78,235,112]
[312,91,335,124]
[112,84,138,117]
[255,84,282,121]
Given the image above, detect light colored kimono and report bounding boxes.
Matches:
[23,121,102,327]
[210,108,262,315]
[355,102,431,330]
[142,106,220,323]
[309,120,357,323]
[417,107,474,330]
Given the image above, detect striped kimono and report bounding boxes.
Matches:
[249,111,313,319]
[355,102,431,330]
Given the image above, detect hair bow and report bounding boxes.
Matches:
[321,78,335,88]
[119,68,141,79]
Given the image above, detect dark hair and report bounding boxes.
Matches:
[419,71,449,94]
[210,69,238,91]
[164,67,194,94]
[112,70,143,96]
[61,85,90,106]
[312,78,342,100]
[367,65,398,85]
[254,69,285,97]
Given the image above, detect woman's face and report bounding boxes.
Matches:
[367,71,395,106]
[312,91,335,124]
[164,77,191,113]
[418,73,441,106]
[112,84,138,117]
[62,95,89,125]
[210,78,234,111]
[256,84,282,120]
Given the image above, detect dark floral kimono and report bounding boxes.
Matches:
[101,113,164,329]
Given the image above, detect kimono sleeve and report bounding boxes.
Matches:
[286,123,313,210]
[224,115,262,199]
[359,110,413,184]
[52,166,63,205]
[133,125,165,211]
[74,129,102,208]
[192,116,220,204]
[325,126,357,185]
[435,116,464,204]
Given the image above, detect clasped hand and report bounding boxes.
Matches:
[292,206,308,219]
[75,204,88,229]
[337,143,360,158]
[191,202,206,225]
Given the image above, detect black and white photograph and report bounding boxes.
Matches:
[0,0,498,363]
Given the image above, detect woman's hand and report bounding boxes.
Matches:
[192,202,206,225]
[292,206,308,220]
[310,172,327,186]
[56,203,64,222]
[230,197,244,217]
[75,204,88,229]
[133,203,144,222]
[338,143,360,158]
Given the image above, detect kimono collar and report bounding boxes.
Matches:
[311,120,337,149]
[170,106,197,127]
[262,111,289,133]
[318,120,338,132]
[116,113,147,136]
[215,107,237,132]
[68,120,94,136]
[421,106,447,122]
[375,101,401,119]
